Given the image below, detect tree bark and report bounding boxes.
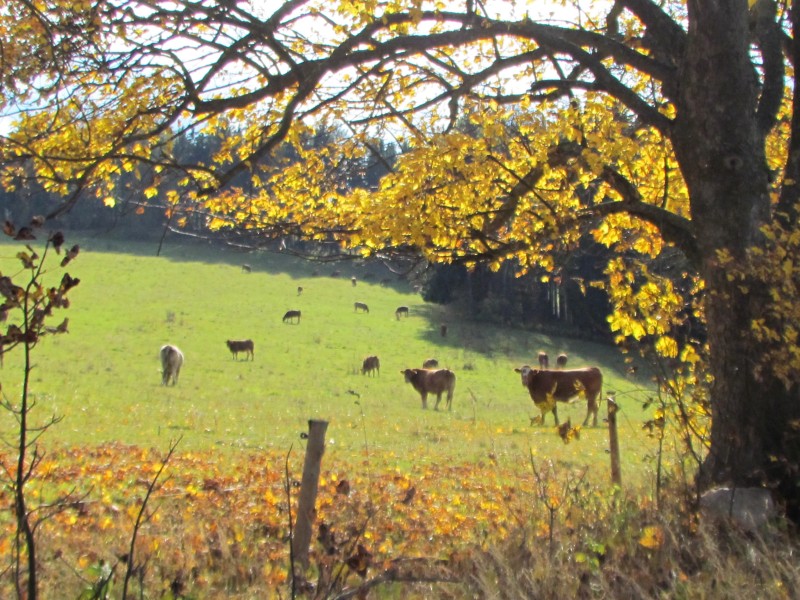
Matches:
[674,0,800,517]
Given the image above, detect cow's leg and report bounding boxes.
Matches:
[584,395,599,427]
[434,393,441,411]
[421,393,428,409]
[551,404,559,426]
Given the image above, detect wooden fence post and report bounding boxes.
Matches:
[292,419,329,571]
[608,396,622,486]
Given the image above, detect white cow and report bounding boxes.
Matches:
[160,344,184,385]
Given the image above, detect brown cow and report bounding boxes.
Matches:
[515,366,602,427]
[241,264,252,273]
[362,355,380,376]
[556,353,568,369]
[395,306,409,319]
[422,358,439,368]
[283,310,301,323]
[538,351,549,369]
[226,339,254,361]
[401,368,456,411]
[354,302,369,313]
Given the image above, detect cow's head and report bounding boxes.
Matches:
[514,365,538,386]
[401,368,419,382]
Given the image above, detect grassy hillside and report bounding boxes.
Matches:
[0,233,656,483]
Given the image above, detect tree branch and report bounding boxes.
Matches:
[596,166,700,266]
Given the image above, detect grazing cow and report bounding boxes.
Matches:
[440,323,448,337]
[297,286,304,296]
[422,358,439,368]
[160,344,184,386]
[226,339,254,361]
[362,355,380,376]
[515,366,603,427]
[401,368,456,411]
[351,276,357,287]
[241,264,251,273]
[395,306,409,319]
[538,351,549,369]
[283,309,301,323]
[556,353,568,369]
[354,302,369,313]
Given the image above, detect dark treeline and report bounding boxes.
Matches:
[0,124,625,342]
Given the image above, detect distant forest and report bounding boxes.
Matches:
[0,125,617,342]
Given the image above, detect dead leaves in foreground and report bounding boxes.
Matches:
[0,443,538,595]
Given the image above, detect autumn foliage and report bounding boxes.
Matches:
[0,444,578,597]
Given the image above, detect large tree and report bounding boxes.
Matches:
[3,1,800,512]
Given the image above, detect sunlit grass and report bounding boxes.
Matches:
[0,233,656,482]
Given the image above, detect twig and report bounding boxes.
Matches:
[121,436,182,599]
[284,444,296,600]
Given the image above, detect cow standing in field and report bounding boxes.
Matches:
[160,344,184,386]
[556,353,568,369]
[362,355,380,376]
[226,339,254,361]
[538,351,549,369]
[283,310,301,323]
[401,368,456,411]
[351,276,357,287]
[354,302,369,313]
[515,366,603,427]
[395,306,409,319]
[422,358,439,368]
[241,264,251,273]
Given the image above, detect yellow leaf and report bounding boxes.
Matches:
[639,525,664,549]
[655,336,679,358]
[103,196,116,207]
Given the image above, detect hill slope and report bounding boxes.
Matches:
[0,234,654,482]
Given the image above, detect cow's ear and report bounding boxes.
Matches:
[514,368,521,373]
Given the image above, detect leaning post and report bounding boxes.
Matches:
[608,396,622,486]
[292,419,329,571]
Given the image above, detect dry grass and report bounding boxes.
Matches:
[458,491,798,600]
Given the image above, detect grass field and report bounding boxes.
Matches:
[0,232,656,484]
[8,233,792,600]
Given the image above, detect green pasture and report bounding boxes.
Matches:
[0,234,658,485]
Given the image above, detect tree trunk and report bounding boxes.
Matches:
[674,1,800,517]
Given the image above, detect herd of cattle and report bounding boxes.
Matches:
[158,288,604,425]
